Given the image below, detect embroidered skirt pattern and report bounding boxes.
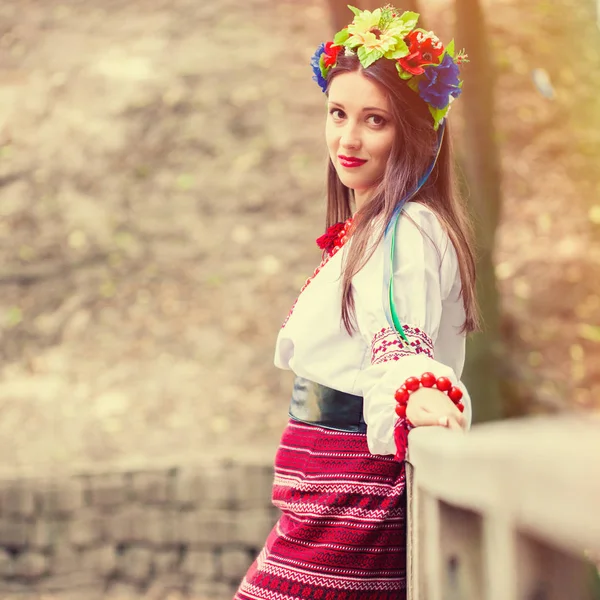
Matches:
[234,420,406,600]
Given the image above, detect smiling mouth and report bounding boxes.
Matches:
[338,155,368,168]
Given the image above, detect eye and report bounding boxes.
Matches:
[366,114,387,127]
[329,108,345,121]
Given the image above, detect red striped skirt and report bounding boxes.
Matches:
[234,419,406,600]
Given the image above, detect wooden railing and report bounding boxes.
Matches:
[406,415,600,600]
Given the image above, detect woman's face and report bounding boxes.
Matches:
[325,70,396,208]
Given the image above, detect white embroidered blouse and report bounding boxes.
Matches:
[275,201,472,456]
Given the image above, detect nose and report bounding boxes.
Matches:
[339,121,361,151]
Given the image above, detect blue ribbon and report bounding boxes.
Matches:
[381,122,446,343]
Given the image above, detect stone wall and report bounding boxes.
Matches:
[0,458,278,599]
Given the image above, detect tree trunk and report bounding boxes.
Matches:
[455,0,504,422]
[326,0,351,32]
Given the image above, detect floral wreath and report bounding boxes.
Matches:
[311,4,468,130]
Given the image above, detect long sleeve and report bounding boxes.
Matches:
[353,202,472,456]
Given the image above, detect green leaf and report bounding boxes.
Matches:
[379,5,395,30]
[398,69,414,80]
[345,36,362,49]
[429,104,449,129]
[406,76,420,93]
[385,40,410,59]
[333,28,350,45]
[347,5,361,17]
[445,39,455,58]
[400,11,420,30]
[319,54,328,78]
[357,45,383,69]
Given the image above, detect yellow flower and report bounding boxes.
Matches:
[386,21,413,39]
[352,29,398,55]
[347,8,382,37]
[345,7,412,60]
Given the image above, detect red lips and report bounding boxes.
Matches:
[338,155,367,168]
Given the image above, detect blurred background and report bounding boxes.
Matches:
[0,0,599,470]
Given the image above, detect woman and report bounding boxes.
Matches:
[235,5,478,600]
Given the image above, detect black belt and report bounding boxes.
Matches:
[288,376,366,433]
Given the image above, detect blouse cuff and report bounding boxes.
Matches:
[358,326,471,456]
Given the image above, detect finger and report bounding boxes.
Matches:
[417,395,465,425]
[446,416,464,432]
[445,404,466,428]
[407,410,446,427]
[407,410,464,430]
[448,410,465,429]
[439,416,465,431]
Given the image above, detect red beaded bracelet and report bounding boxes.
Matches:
[394,372,464,423]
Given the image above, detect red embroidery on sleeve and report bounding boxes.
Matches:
[370,325,434,364]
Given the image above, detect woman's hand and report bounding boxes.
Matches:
[405,387,466,431]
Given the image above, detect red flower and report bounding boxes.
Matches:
[398,30,444,76]
[323,41,342,69]
[316,221,346,254]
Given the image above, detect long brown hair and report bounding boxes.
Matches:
[325,53,479,336]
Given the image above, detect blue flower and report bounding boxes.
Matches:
[311,43,328,93]
[418,53,462,110]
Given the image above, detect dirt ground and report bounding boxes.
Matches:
[0,0,598,469]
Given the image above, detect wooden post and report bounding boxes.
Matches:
[406,418,600,600]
